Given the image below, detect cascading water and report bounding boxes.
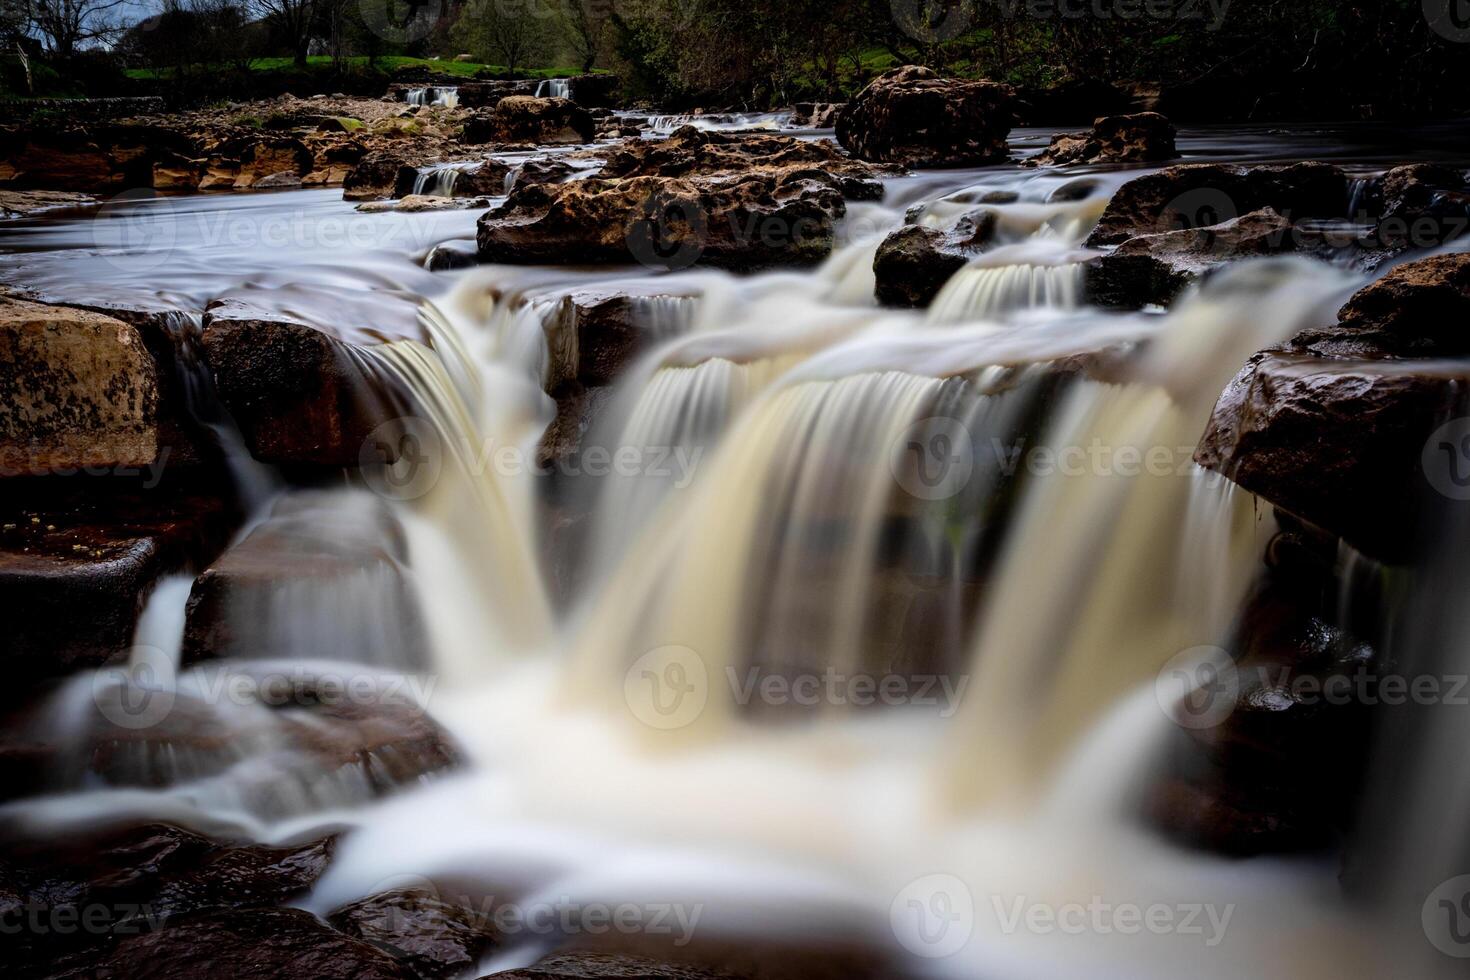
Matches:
[535,79,571,99]
[3,126,1444,980]
[407,86,459,108]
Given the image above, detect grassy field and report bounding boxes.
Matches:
[124,55,591,82]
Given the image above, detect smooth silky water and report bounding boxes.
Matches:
[2,126,1451,978]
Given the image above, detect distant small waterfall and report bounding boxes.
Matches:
[411,165,463,197]
[535,78,571,98]
[406,86,459,107]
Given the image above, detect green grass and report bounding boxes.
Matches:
[124,55,597,82]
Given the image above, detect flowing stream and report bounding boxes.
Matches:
[2,123,1462,978]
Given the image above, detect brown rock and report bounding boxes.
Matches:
[1026,111,1177,167]
[199,297,416,466]
[1297,252,1470,358]
[329,887,502,980]
[0,297,159,478]
[836,65,1015,167]
[1086,162,1349,247]
[181,489,428,669]
[464,96,595,145]
[873,209,998,308]
[483,951,741,980]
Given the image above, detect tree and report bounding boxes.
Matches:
[250,0,320,66]
[556,0,607,74]
[451,0,548,76]
[22,0,133,61]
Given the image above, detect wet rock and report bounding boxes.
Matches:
[0,820,337,973]
[1086,162,1349,247]
[1195,350,1468,562]
[199,297,414,466]
[463,96,595,145]
[544,289,696,388]
[507,156,580,191]
[0,476,237,687]
[40,906,415,980]
[873,209,998,308]
[836,65,1016,167]
[483,951,742,980]
[0,190,94,217]
[477,172,846,271]
[1296,252,1470,358]
[357,194,492,213]
[181,489,428,668]
[0,297,159,477]
[1147,558,1375,855]
[1085,207,1336,308]
[329,887,502,980]
[789,102,844,128]
[1025,112,1177,167]
[343,150,429,201]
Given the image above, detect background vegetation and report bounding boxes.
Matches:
[1,0,1467,119]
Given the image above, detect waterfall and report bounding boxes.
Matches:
[927,260,1086,323]
[411,165,463,198]
[405,86,459,107]
[535,78,571,99]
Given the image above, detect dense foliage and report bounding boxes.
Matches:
[2,0,1467,118]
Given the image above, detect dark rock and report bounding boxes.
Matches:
[344,150,433,201]
[0,476,237,689]
[199,297,418,466]
[482,951,741,980]
[873,209,998,307]
[1297,253,1470,358]
[329,887,502,980]
[0,822,337,974]
[1195,349,1468,562]
[1085,207,1333,308]
[1025,112,1177,167]
[836,65,1016,168]
[181,489,428,668]
[41,906,416,980]
[565,74,621,108]
[463,97,595,145]
[1148,561,1375,855]
[1086,162,1349,247]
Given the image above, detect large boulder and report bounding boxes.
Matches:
[1086,162,1349,247]
[476,172,846,271]
[1295,252,1470,358]
[789,102,845,128]
[1025,112,1178,167]
[463,96,594,145]
[343,150,432,201]
[1084,207,1340,308]
[0,297,159,478]
[199,296,421,466]
[836,65,1016,167]
[596,127,882,191]
[872,209,998,307]
[1196,255,1470,562]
